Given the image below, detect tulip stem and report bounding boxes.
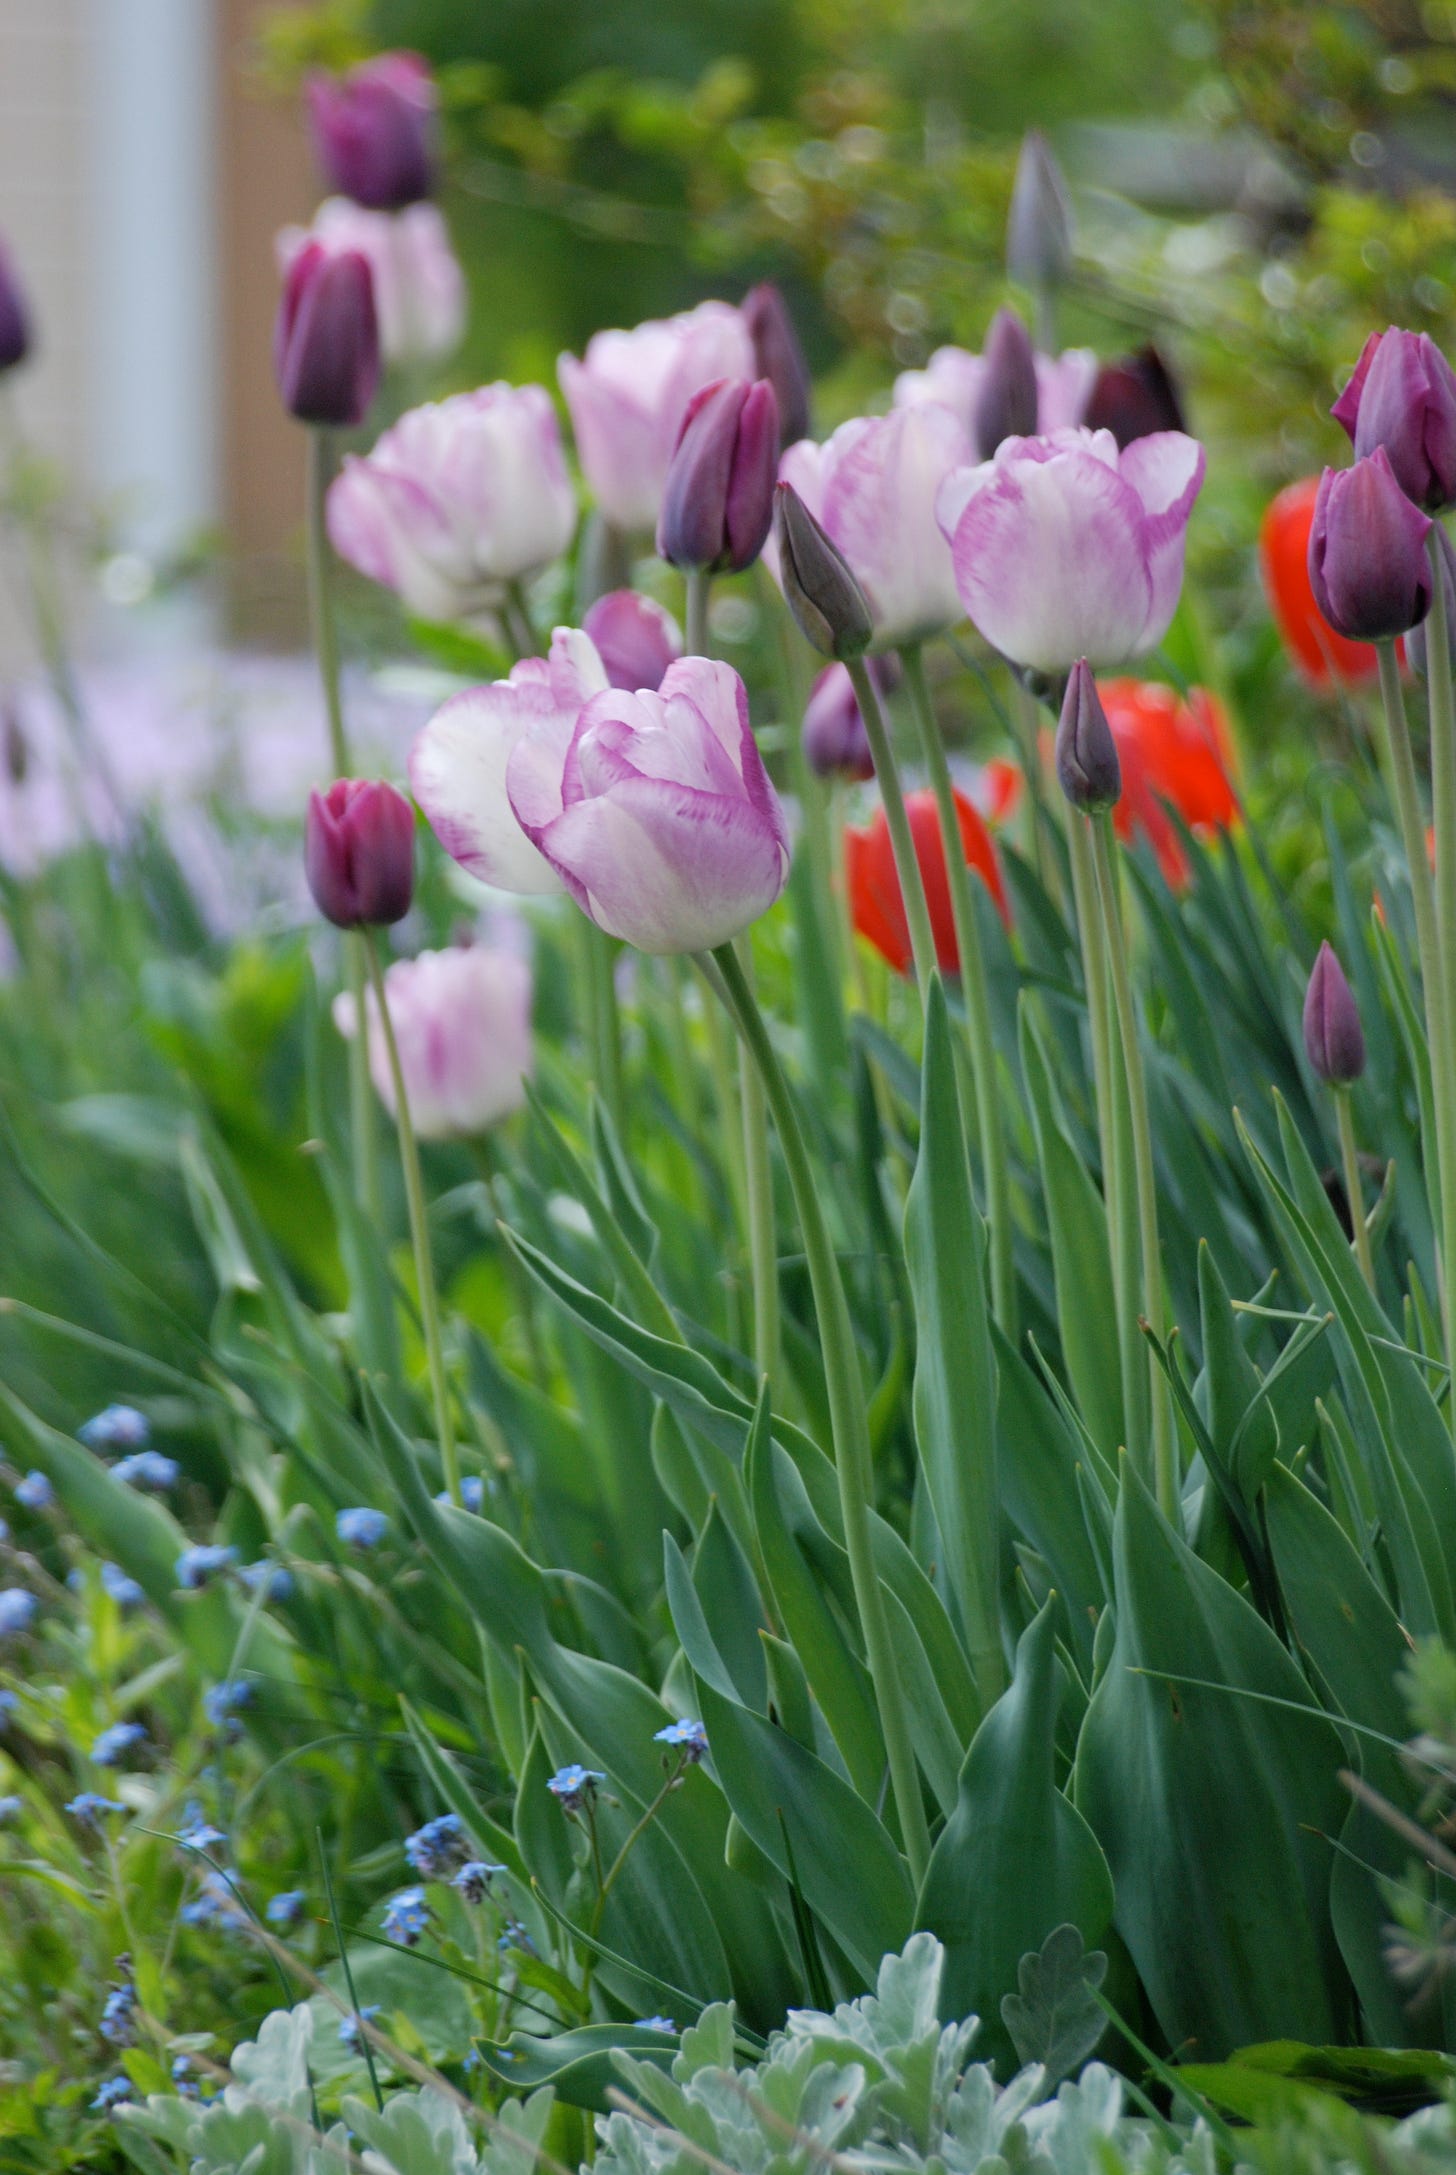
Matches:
[1092,814,1176,1521]
[1010,676,1054,893]
[581,920,626,1140]
[1064,798,1140,1458]
[1422,535,1456,1395]
[1375,638,1446,1264]
[735,937,781,1386]
[305,426,381,1230]
[901,644,1016,1336]
[685,567,711,658]
[1334,1089,1375,1292]
[704,941,931,1887]
[845,655,938,998]
[362,931,460,1507]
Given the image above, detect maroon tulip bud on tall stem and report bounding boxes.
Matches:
[307,52,438,212]
[274,243,380,429]
[973,307,1039,456]
[742,281,812,448]
[1303,941,1366,1086]
[1055,659,1122,813]
[657,378,779,577]
[306,779,415,929]
[1308,448,1433,642]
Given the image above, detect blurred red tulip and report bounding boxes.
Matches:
[846,788,1007,977]
[1259,477,1383,686]
[1100,678,1238,887]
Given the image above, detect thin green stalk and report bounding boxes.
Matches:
[1335,1088,1375,1292]
[306,427,381,1226]
[702,980,752,1346]
[704,942,930,1885]
[362,932,460,1505]
[1010,676,1053,892]
[845,654,938,998]
[736,936,781,1384]
[1092,815,1176,1520]
[319,1827,384,2112]
[1065,802,1142,1454]
[901,644,1016,1335]
[685,565,711,657]
[1376,638,1445,1257]
[581,918,626,1138]
[1421,538,1456,1390]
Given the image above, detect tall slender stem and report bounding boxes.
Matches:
[1092,815,1175,1520]
[846,654,938,998]
[1375,638,1446,1266]
[1010,676,1053,892]
[362,933,460,1506]
[901,644,1016,1335]
[1335,1089,1375,1292]
[580,919,626,1138]
[306,427,381,1225]
[1065,801,1140,1454]
[705,942,930,1886]
[1422,537,1456,1391]
[736,937,781,1384]
[685,567,711,658]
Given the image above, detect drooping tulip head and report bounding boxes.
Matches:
[273,241,380,428]
[307,52,437,212]
[1308,448,1433,642]
[1303,940,1366,1085]
[305,779,415,928]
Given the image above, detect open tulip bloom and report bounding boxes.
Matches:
[937,425,1205,673]
[411,632,790,955]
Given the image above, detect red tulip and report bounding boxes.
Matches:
[1099,679,1237,888]
[1259,477,1382,686]
[846,788,1007,977]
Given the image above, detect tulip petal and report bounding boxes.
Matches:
[1120,430,1206,648]
[410,672,565,895]
[535,777,789,954]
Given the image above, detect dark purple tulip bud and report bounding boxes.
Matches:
[1332,327,1456,514]
[974,307,1040,456]
[1407,524,1456,680]
[1308,448,1433,642]
[1055,658,1121,812]
[0,241,31,373]
[583,589,682,691]
[774,483,874,661]
[742,282,812,448]
[657,378,779,576]
[306,52,437,212]
[305,779,415,928]
[801,655,900,780]
[1303,941,1366,1085]
[274,243,380,429]
[1081,344,1186,449]
[1007,130,1072,296]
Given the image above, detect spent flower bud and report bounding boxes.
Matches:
[973,307,1039,456]
[657,377,779,575]
[1303,941,1366,1085]
[742,282,812,447]
[773,482,874,660]
[1055,659,1122,813]
[1007,130,1072,296]
[305,779,415,929]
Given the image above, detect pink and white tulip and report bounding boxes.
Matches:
[582,590,682,691]
[333,944,533,1139]
[328,385,578,625]
[410,629,606,893]
[558,302,754,534]
[412,635,790,954]
[895,341,1096,457]
[936,426,1205,673]
[772,404,971,649]
[277,199,464,367]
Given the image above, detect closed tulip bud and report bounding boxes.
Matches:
[742,282,812,448]
[973,308,1039,456]
[307,52,437,212]
[582,590,682,691]
[1308,448,1433,641]
[1007,130,1072,296]
[274,242,380,428]
[1333,327,1456,514]
[657,378,779,575]
[1056,658,1122,812]
[305,779,415,928]
[773,482,874,660]
[1082,344,1186,449]
[0,240,31,373]
[1303,941,1366,1085]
